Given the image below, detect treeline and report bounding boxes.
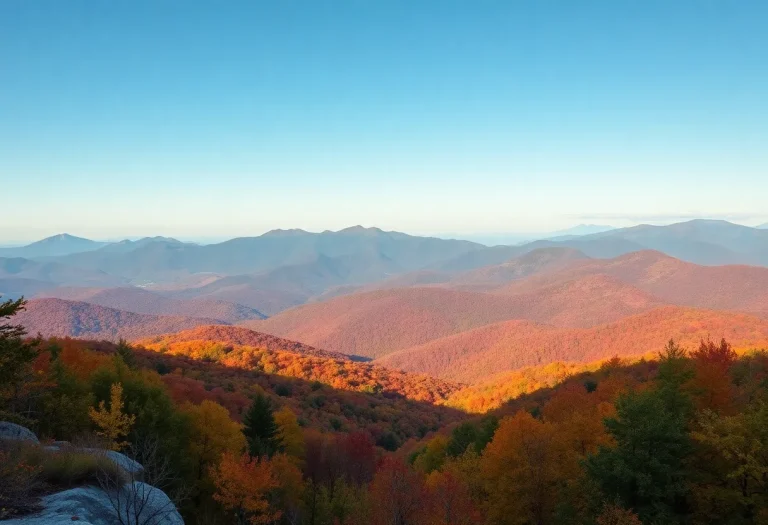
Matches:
[3,297,768,524]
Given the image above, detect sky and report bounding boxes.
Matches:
[1,0,767,243]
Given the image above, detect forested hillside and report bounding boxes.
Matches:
[4,297,768,524]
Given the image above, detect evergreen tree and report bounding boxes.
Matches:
[242,394,282,458]
[0,298,40,415]
[586,386,692,523]
[116,338,137,369]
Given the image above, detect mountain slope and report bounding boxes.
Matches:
[14,298,223,340]
[37,286,265,323]
[378,306,768,383]
[0,257,125,287]
[448,247,590,290]
[136,326,464,404]
[496,250,768,317]
[248,278,664,359]
[576,219,768,265]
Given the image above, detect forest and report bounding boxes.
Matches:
[2,296,768,524]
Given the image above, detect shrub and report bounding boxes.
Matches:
[22,446,126,489]
[0,445,42,519]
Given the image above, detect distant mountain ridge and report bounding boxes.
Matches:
[14,298,223,341]
[0,234,108,258]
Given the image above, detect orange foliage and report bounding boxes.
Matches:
[369,456,425,525]
[211,452,279,524]
[424,470,482,525]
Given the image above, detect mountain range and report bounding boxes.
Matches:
[7,219,768,393]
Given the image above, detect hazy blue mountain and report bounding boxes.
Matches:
[0,234,108,258]
[544,224,615,240]
[564,219,768,266]
[47,227,483,282]
[434,220,768,272]
[759,223,768,229]
[97,236,188,253]
[0,257,125,288]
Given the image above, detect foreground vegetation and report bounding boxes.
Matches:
[3,297,768,524]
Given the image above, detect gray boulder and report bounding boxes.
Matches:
[105,451,145,478]
[81,448,145,478]
[0,421,39,444]
[3,483,183,525]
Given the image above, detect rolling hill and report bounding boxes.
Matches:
[0,257,125,287]
[138,325,345,359]
[37,286,265,323]
[446,247,590,290]
[494,250,768,317]
[136,325,464,404]
[248,277,665,359]
[14,298,222,341]
[378,306,768,383]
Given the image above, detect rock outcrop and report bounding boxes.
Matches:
[3,483,183,524]
[0,421,40,444]
[0,422,183,524]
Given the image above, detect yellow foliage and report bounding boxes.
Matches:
[183,400,247,481]
[274,407,305,462]
[88,383,135,451]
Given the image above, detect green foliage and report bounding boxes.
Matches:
[586,386,692,523]
[115,338,137,369]
[243,394,282,459]
[89,360,193,484]
[36,359,93,440]
[375,431,400,452]
[446,416,498,457]
[0,298,40,413]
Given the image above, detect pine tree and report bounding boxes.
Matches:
[586,386,691,523]
[243,394,282,459]
[0,298,40,415]
[115,338,137,369]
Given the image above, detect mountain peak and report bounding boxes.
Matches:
[337,225,385,235]
[36,233,89,244]
[262,228,310,237]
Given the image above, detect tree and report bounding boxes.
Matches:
[413,435,448,474]
[184,400,246,484]
[116,338,137,369]
[424,470,481,525]
[89,383,136,451]
[586,388,691,524]
[0,298,39,416]
[274,406,305,462]
[688,338,737,413]
[369,456,425,525]
[211,452,279,525]
[691,403,768,522]
[480,411,572,525]
[243,394,281,459]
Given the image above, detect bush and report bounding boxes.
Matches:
[23,447,126,489]
[0,445,42,519]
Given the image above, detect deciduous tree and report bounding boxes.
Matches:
[211,452,279,525]
[89,382,136,451]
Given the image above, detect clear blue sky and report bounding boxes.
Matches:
[2,0,767,242]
